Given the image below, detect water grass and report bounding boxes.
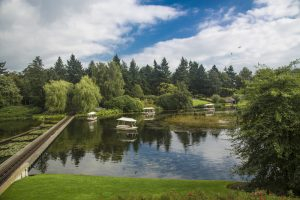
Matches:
[164,113,237,129]
[0,106,41,121]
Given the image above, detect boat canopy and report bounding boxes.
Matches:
[143,107,155,110]
[117,117,137,122]
[204,103,214,107]
[88,112,96,115]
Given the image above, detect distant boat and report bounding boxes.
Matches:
[87,112,97,121]
[116,117,138,130]
[203,104,215,116]
[143,107,155,116]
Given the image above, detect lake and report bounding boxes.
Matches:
[29,114,241,180]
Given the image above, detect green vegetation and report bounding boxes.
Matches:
[76,109,122,119]
[157,92,193,110]
[0,75,22,107]
[165,114,236,129]
[44,80,72,113]
[192,99,211,107]
[72,76,102,113]
[0,174,293,200]
[233,66,300,194]
[0,106,41,121]
[105,95,143,113]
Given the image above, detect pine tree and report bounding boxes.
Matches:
[53,57,67,80]
[172,57,189,85]
[66,54,84,84]
[0,62,8,75]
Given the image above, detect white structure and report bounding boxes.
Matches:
[116,117,138,130]
[143,107,155,116]
[87,112,97,121]
[203,104,215,116]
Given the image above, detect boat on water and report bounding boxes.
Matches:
[142,107,155,116]
[87,112,97,121]
[203,103,215,116]
[116,117,138,130]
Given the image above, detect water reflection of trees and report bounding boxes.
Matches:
[32,118,224,173]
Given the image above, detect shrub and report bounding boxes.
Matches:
[104,95,143,113]
[157,92,192,110]
[211,94,221,104]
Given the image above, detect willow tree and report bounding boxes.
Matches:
[233,66,300,194]
[72,76,101,113]
[0,76,22,107]
[44,80,72,113]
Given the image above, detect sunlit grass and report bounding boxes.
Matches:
[192,99,211,107]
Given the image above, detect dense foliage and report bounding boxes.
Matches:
[233,66,300,194]
[104,95,143,113]
[72,76,102,113]
[0,75,22,107]
[44,80,72,113]
[157,92,192,110]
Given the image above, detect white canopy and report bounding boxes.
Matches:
[87,112,96,115]
[204,103,215,107]
[143,107,155,110]
[117,117,137,122]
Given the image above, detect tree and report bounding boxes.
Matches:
[236,67,253,88]
[0,76,22,107]
[131,84,144,98]
[0,62,7,75]
[44,80,72,113]
[172,57,189,85]
[152,57,171,92]
[22,56,47,106]
[232,67,300,194]
[104,95,143,112]
[53,57,67,80]
[139,65,154,95]
[102,61,125,100]
[128,59,140,91]
[207,65,222,96]
[157,91,192,111]
[66,54,84,84]
[72,76,102,113]
[158,83,178,95]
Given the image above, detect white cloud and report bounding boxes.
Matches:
[124,0,300,71]
[0,0,182,70]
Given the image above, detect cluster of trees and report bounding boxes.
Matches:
[233,64,300,194]
[0,54,252,112]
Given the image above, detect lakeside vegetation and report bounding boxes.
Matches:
[165,113,237,129]
[0,106,41,121]
[0,174,295,200]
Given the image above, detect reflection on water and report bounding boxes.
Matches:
[30,115,240,180]
[0,119,40,140]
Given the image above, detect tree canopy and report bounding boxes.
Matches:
[0,75,22,107]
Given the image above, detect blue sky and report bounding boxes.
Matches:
[0,0,299,71]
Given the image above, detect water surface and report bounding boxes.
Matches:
[30,114,240,180]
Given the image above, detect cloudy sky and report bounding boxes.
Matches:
[0,0,299,71]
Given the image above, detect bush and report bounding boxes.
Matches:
[104,95,143,113]
[211,94,221,104]
[157,92,192,110]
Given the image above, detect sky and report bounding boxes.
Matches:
[0,0,299,72]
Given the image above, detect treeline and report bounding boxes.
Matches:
[0,54,252,112]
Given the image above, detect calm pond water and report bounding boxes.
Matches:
[0,119,40,140]
[30,114,241,180]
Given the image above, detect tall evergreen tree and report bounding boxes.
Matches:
[22,56,47,106]
[86,60,97,82]
[66,54,84,84]
[139,65,154,95]
[128,59,140,86]
[188,61,199,94]
[53,57,67,80]
[172,57,189,85]
[207,65,222,96]
[0,62,7,75]
[112,54,121,66]
[120,61,131,95]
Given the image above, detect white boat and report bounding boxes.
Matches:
[87,112,97,121]
[116,117,138,130]
[143,107,155,116]
[203,104,215,116]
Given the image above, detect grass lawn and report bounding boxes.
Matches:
[0,174,292,200]
[192,99,211,107]
[0,106,41,121]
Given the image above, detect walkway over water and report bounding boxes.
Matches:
[0,116,74,195]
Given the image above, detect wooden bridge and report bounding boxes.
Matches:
[0,116,74,195]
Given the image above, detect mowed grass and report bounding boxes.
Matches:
[0,174,294,200]
[192,99,211,107]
